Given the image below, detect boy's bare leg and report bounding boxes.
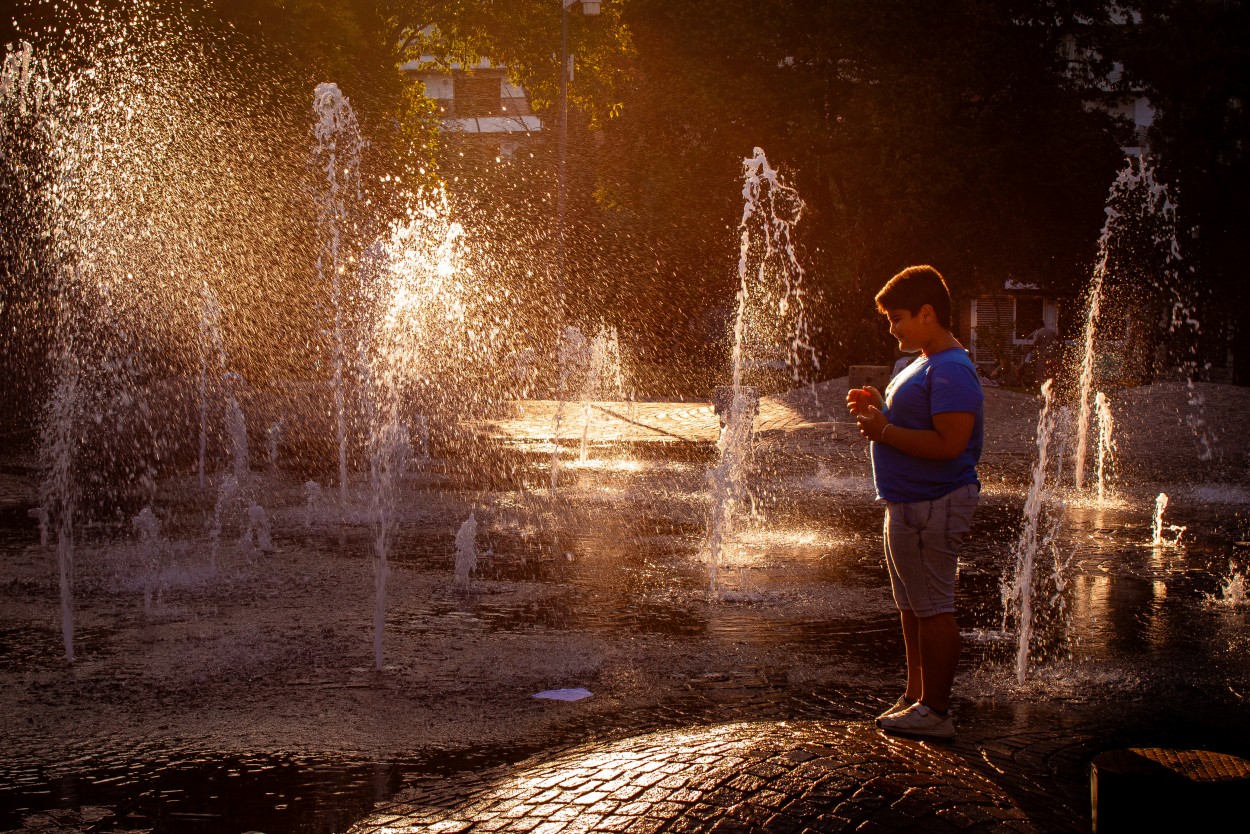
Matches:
[916,612,961,714]
[900,610,922,703]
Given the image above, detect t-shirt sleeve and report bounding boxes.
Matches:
[929,361,983,415]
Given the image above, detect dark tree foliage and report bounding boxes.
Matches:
[582,0,1122,376]
[7,0,1241,403]
[1111,1,1250,382]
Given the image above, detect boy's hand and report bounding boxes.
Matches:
[846,386,883,416]
[855,405,888,442]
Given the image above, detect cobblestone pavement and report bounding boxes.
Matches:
[347,717,1100,834]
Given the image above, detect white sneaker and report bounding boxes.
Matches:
[876,702,955,739]
[875,695,916,721]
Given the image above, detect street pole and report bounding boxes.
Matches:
[551,0,597,493]
[557,1,570,322]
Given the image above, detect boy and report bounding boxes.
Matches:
[846,265,983,739]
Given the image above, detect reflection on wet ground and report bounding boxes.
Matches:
[1,403,1249,832]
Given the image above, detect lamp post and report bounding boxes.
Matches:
[557,0,599,317]
[551,0,598,494]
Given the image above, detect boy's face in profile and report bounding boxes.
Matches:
[885,306,931,354]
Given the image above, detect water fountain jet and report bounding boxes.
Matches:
[705,148,810,592]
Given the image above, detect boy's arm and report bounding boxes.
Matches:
[855,408,975,461]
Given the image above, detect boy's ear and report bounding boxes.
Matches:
[919,303,935,323]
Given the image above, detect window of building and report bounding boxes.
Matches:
[455,72,503,117]
[1014,296,1044,340]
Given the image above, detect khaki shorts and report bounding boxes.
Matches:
[883,483,980,617]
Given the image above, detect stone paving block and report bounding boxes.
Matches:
[808,812,853,832]
[723,773,768,793]
[570,790,609,806]
[594,769,626,783]
[646,800,691,817]
[599,777,631,794]
[704,787,747,808]
[751,788,791,813]
[633,770,669,788]
[780,750,820,765]
[933,807,978,828]
[531,822,567,834]
[780,796,833,820]
[669,816,711,834]
[504,803,538,819]
[613,800,652,817]
[535,805,576,824]
[639,786,680,803]
[639,814,676,832]
[530,788,564,805]
[865,807,921,830]
[598,813,642,832]
[886,790,934,819]
[982,805,1031,823]
[655,773,690,790]
[556,815,605,834]
[586,799,621,816]
[681,802,719,821]
[762,811,806,834]
[529,803,562,819]
[745,760,790,780]
[607,782,646,802]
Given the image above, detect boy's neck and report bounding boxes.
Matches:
[920,329,961,357]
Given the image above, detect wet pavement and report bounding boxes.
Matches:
[2,380,1249,832]
[351,721,1046,834]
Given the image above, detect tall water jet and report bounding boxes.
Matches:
[1073,157,1207,488]
[1152,492,1168,545]
[266,420,284,469]
[224,372,249,482]
[304,480,322,528]
[312,82,365,502]
[208,474,239,572]
[133,506,162,617]
[1094,391,1116,504]
[41,363,80,663]
[364,375,408,672]
[198,282,227,488]
[353,188,471,669]
[1072,165,1128,491]
[577,325,624,463]
[705,148,809,591]
[244,502,275,554]
[1150,492,1186,547]
[550,325,589,490]
[454,512,478,590]
[1003,380,1068,684]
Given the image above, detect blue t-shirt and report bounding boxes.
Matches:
[871,347,983,502]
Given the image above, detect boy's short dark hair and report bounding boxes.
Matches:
[875,265,952,329]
